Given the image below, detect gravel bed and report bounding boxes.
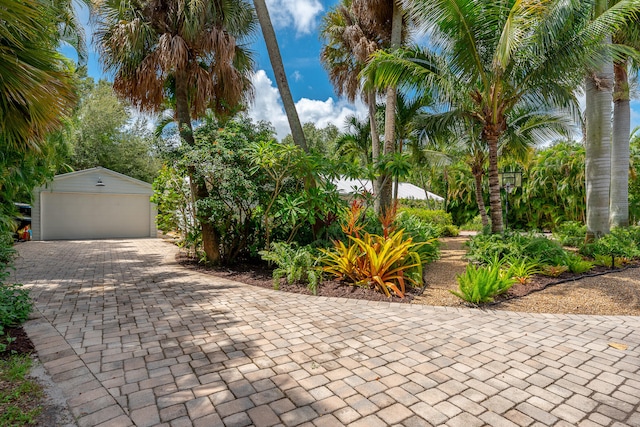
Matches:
[414,237,640,316]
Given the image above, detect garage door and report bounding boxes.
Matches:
[41,192,151,240]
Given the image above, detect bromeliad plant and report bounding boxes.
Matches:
[321,202,428,298]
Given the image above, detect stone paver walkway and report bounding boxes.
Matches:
[11,239,640,427]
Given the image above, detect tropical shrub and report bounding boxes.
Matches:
[542,265,569,277]
[451,258,515,304]
[553,221,587,247]
[466,232,572,268]
[394,213,441,263]
[259,242,322,295]
[397,208,457,236]
[460,215,485,232]
[580,227,640,267]
[0,283,32,329]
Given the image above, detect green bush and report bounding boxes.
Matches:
[397,208,457,237]
[394,213,441,263]
[553,221,586,247]
[504,256,541,284]
[521,236,568,266]
[460,215,484,232]
[451,258,515,304]
[259,242,322,295]
[0,284,32,328]
[466,232,571,267]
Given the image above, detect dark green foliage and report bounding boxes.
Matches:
[259,242,322,295]
[394,212,441,263]
[0,284,32,328]
[553,221,587,247]
[155,115,346,265]
[67,79,161,183]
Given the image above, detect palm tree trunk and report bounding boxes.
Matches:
[253,0,308,152]
[585,2,613,241]
[378,1,403,216]
[175,71,221,264]
[369,91,382,212]
[610,60,630,228]
[486,133,503,233]
[472,168,489,228]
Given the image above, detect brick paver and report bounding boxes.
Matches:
[12,239,640,426]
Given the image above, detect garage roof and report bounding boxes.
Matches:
[39,167,153,195]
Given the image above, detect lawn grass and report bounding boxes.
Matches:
[0,355,43,426]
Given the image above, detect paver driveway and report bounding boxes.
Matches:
[11,239,640,427]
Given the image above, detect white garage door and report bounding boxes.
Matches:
[41,192,151,240]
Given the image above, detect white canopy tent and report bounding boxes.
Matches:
[332,177,444,202]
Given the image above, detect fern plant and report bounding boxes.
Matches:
[259,242,322,295]
[451,258,515,304]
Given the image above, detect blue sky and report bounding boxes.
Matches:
[65,0,639,141]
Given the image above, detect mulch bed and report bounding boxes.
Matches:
[177,253,419,303]
[0,326,35,360]
[178,252,640,305]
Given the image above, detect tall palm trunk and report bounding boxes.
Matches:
[471,164,489,228]
[610,59,630,228]
[585,2,613,241]
[378,1,402,215]
[486,133,503,233]
[175,71,221,263]
[368,91,382,211]
[253,0,308,152]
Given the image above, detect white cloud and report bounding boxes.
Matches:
[293,71,303,82]
[248,70,368,140]
[265,0,323,35]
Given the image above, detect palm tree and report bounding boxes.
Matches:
[320,1,383,178]
[252,0,308,151]
[321,0,397,213]
[335,115,372,168]
[0,0,76,153]
[94,0,256,264]
[366,0,637,233]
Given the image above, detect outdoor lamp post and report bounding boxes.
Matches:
[500,169,522,231]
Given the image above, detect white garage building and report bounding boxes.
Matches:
[32,167,156,240]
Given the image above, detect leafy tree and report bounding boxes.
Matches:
[67,79,160,182]
[282,123,340,157]
[94,0,256,264]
